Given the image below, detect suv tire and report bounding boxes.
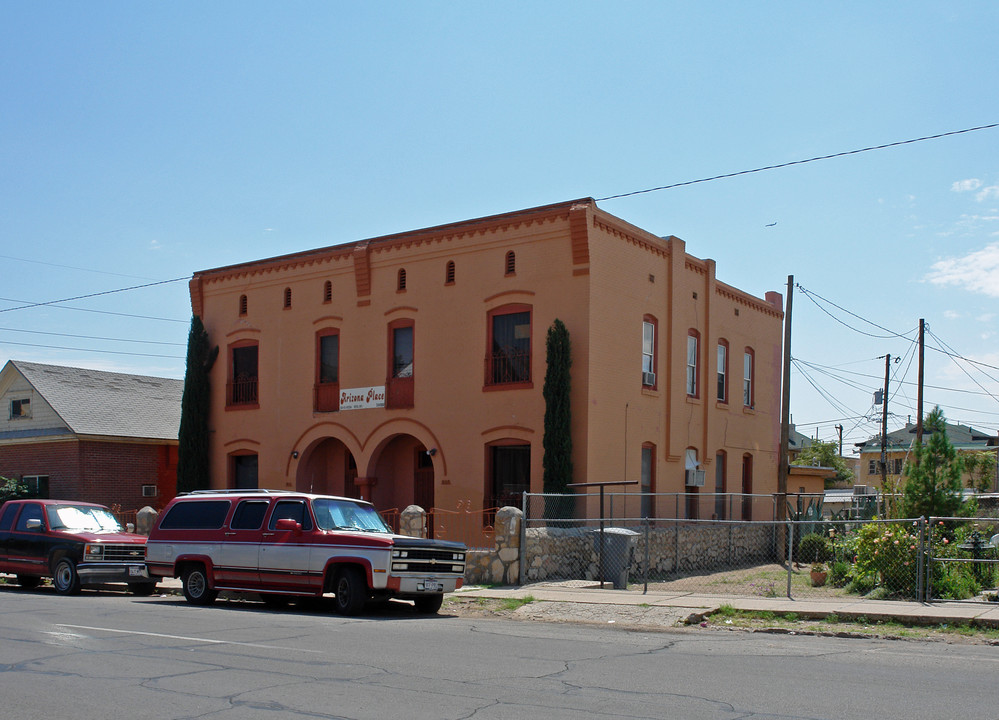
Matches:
[332,566,366,616]
[413,594,444,614]
[182,566,218,606]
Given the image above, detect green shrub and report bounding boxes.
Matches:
[854,523,919,597]
[829,561,851,587]
[797,532,829,563]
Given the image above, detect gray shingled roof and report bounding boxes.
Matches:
[13,360,183,441]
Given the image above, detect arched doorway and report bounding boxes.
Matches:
[296,437,357,497]
[367,434,434,512]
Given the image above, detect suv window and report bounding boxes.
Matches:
[0,503,18,531]
[268,500,313,531]
[160,500,231,530]
[230,500,269,530]
[15,503,43,531]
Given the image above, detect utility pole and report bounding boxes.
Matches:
[916,319,925,456]
[835,424,843,457]
[880,354,891,489]
[778,275,793,522]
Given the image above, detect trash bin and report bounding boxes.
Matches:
[591,527,640,589]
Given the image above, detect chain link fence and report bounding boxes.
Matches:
[521,492,999,603]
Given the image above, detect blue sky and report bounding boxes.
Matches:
[2,2,998,455]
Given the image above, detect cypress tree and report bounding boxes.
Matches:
[177,315,217,493]
[543,319,572,517]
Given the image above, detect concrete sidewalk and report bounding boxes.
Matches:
[454,581,999,628]
[154,576,999,628]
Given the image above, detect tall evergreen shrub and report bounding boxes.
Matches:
[542,319,572,518]
[177,315,217,494]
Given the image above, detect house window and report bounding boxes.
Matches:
[387,320,414,408]
[642,317,657,387]
[505,251,516,276]
[640,444,655,518]
[445,260,455,285]
[714,451,727,519]
[228,342,259,407]
[10,398,30,419]
[315,330,340,412]
[868,459,878,475]
[283,287,292,308]
[686,331,699,397]
[141,484,157,498]
[22,475,49,498]
[743,348,754,407]
[397,268,407,291]
[323,280,332,303]
[232,453,258,489]
[239,295,247,316]
[892,458,904,474]
[486,305,531,387]
[717,341,728,402]
[488,443,530,508]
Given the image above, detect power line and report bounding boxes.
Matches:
[0,326,185,347]
[0,297,188,324]
[0,339,183,360]
[0,277,188,314]
[595,123,999,201]
[797,285,915,339]
[0,254,162,281]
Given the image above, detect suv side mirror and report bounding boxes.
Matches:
[25,518,43,531]
[274,518,302,534]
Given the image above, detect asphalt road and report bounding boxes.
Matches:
[1,586,997,720]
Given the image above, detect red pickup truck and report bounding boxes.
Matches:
[0,499,154,595]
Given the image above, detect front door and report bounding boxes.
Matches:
[258,499,316,593]
[217,499,268,587]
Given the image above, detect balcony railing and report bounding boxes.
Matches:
[227,375,258,406]
[485,347,530,385]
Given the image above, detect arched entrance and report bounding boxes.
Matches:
[296,437,358,497]
[366,434,434,512]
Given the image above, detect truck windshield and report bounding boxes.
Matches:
[46,505,123,532]
[312,499,391,533]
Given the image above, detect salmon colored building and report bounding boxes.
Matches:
[190,199,784,522]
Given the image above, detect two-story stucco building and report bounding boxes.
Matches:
[190,198,784,523]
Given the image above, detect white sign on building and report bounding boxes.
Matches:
[339,386,386,411]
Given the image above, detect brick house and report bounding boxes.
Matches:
[190,198,785,522]
[0,360,182,509]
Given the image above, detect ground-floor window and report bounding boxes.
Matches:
[232,454,258,489]
[489,443,530,509]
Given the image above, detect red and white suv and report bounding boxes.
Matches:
[145,489,466,614]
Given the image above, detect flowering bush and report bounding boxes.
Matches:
[853,522,920,597]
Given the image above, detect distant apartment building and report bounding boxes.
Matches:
[190,198,784,520]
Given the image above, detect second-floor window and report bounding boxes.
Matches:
[717,341,728,402]
[228,343,258,406]
[315,330,340,412]
[743,348,754,407]
[686,332,699,397]
[487,306,531,386]
[10,398,30,419]
[387,320,414,408]
[642,319,656,387]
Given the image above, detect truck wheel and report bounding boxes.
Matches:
[16,575,41,589]
[182,566,217,606]
[53,558,82,595]
[332,566,366,615]
[414,594,444,614]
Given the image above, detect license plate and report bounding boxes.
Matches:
[128,566,144,577]
[422,579,441,592]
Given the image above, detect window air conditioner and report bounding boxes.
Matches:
[685,469,706,487]
[642,371,656,386]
